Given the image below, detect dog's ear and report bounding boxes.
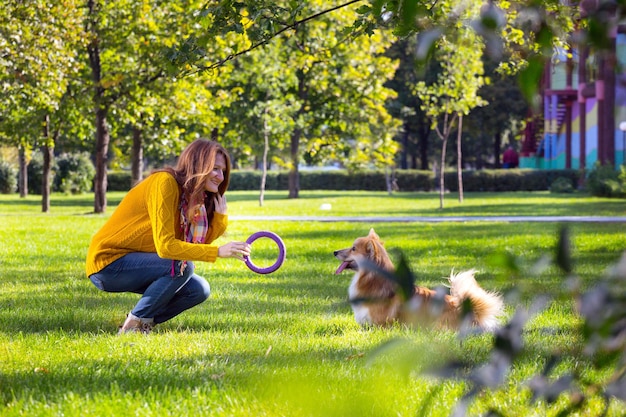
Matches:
[368,228,384,246]
[366,239,386,263]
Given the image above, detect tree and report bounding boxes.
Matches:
[170,1,583,112]
[464,56,529,168]
[219,37,296,204]
[415,29,488,209]
[84,0,234,213]
[106,1,237,187]
[111,71,232,186]
[218,0,400,198]
[385,37,440,170]
[0,0,86,211]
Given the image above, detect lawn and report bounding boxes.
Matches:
[1,190,625,416]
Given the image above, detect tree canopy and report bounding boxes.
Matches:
[1,0,619,208]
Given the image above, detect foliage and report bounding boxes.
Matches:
[25,151,96,195]
[415,22,489,208]
[464,55,529,168]
[0,0,620,207]
[550,176,575,194]
[215,0,401,198]
[383,37,438,170]
[171,1,582,107]
[106,171,134,192]
[587,163,626,198]
[0,0,87,145]
[27,150,56,195]
[104,0,235,166]
[53,152,96,195]
[0,160,17,194]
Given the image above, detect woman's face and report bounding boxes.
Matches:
[204,153,226,193]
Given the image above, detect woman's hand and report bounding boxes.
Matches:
[218,241,251,260]
[214,193,227,214]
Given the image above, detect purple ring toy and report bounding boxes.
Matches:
[244,231,286,274]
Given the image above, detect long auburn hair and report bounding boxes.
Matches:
[157,139,231,224]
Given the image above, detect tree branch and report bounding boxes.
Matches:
[189,0,365,75]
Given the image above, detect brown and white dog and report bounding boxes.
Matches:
[334,228,504,331]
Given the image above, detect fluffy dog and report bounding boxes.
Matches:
[334,228,503,331]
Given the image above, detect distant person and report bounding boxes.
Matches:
[86,139,251,334]
[502,145,519,169]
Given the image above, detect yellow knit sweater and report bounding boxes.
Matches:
[86,172,227,276]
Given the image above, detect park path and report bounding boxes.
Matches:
[232,215,626,223]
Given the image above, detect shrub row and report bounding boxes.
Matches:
[442,169,581,192]
[1,154,588,195]
[105,168,582,192]
[227,170,434,192]
[230,169,581,192]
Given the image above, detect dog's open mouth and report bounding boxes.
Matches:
[335,261,353,274]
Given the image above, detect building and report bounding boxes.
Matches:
[520,4,626,170]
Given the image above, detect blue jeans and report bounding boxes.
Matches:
[89,252,211,324]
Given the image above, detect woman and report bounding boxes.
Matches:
[86,139,251,334]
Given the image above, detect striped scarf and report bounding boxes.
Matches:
[172,193,208,276]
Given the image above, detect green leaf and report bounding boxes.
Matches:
[518,55,545,104]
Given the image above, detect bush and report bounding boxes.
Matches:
[549,176,575,193]
[0,160,17,194]
[107,171,133,191]
[27,151,44,195]
[54,152,95,194]
[27,150,57,195]
[587,163,626,198]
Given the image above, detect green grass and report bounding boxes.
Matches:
[1,191,626,416]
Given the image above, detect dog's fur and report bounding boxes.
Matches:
[334,228,503,331]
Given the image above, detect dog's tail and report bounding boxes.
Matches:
[448,269,504,331]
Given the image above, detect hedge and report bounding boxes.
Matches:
[106,168,583,192]
[442,169,581,192]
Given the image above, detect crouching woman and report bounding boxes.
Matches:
[86,139,250,334]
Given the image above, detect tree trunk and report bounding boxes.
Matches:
[288,128,301,199]
[93,104,110,213]
[41,114,53,213]
[18,146,27,198]
[416,132,430,171]
[87,0,109,213]
[457,114,464,203]
[259,107,269,207]
[439,136,447,210]
[494,131,502,169]
[131,125,144,187]
[385,167,396,195]
[288,65,308,200]
[437,113,455,210]
[400,127,409,169]
[419,128,430,170]
[42,143,54,213]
